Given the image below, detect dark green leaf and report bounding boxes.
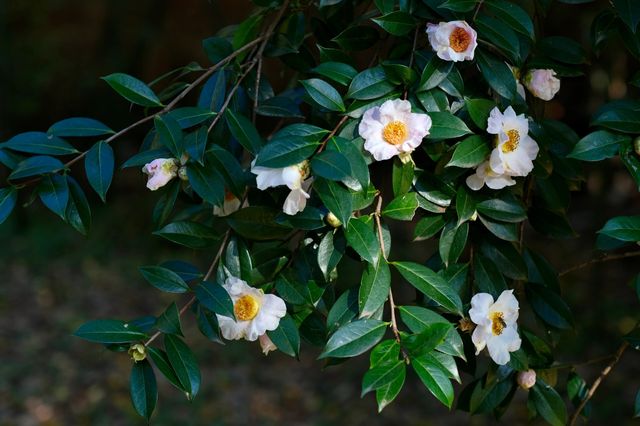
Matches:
[529,382,568,426]
[153,221,219,249]
[227,206,291,241]
[465,99,496,130]
[140,266,190,293]
[439,221,469,266]
[48,117,114,137]
[267,314,300,358]
[3,131,78,156]
[0,187,18,225]
[526,283,573,329]
[346,67,396,100]
[102,73,163,107]
[301,78,346,112]
[85,141,114,202]
[312,62,358,86]
[382,193,419,221]
[74,319,146,343]
[65,176,91,235]
[156,302,183,336]
[130,360,157,420]
[372,11,416,36]
[413,355,454,408]
[477,196,527,223]
[446,135,490,168]
[359,256,391,318]
[311,151,352,181]
[319,319,387,359]
[168,107,216,129]
[346,216,380,264]
[598,215,640,241]
[315,178,352,226]
[613,0,640,32]
[568,130,628,161]
[37,174,69,219]
[427,112,472,140]
[418,56,454,92]
[155,115,184,157]
[393,262,463,315]
[164,335,200,400]
[477,52,517,100]
[195,281,235,319]
[413,215,446,241]
[362,361,405,396]
[186,161,225,206]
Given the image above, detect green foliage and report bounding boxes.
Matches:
[4,0,640,423]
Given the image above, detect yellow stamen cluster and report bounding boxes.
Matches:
[501,129,521,153]
[382,121,408,145]
[234,294,260,321]
[490,312,507,336]
[449,27,471,53]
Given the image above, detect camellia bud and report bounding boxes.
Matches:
[128,343,147,362]
[259,334,277,355]
[634,137,640,156]
[523,69,560,101]
[517,369,537,390]
[458,317,475,333]
[178,166,189,181]
[325,211,342,228]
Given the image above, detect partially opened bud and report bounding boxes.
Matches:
[524,69,560,101]
[259,333,277,355]
[142,158,179,190]
[128,343,147,362]
[517,369,536,390]
[325,211,342,228]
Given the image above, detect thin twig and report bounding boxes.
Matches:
[404,26,420,100]
[207,60,258,133]
[559,251,640,277]
[316,115,349,154]
[144,229,231,347]
[568,341,629,425]
[550,353,616,371]
[14,37,266,188]
[472,0,485,21]
[374,194,408,362]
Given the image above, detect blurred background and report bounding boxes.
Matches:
[0,0,639,424]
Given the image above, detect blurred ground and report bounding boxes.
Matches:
[1,1,640,425]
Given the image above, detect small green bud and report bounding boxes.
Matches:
[634,137,640,156]
[128,343,147,362]
[178,166,188,181]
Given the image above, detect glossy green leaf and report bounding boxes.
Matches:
[3,131,78,156]
[74,319,146,343]
[312,62,358,86]
[413,215,446,241]
[139,266,190,293]
[526,283,573,329]
[393,262,463,315]
[153,221,219,249]
[477,52,517,100]
[195,281,235,319]
[311,150,352,181]
[315,178,352,226]
[346,66,395,100]
[227,206,291,241]
[613,0,640,32]
[427,112,472,140]
[267,314,300,358]
[477,196,527,223]
[156,302,183,336]
[446,135,490,168]
[301,78,345,112]
[372,11,416,36]
[0,187,17,225]
[346,216,380,264]
[598,215,640,241]
[413,355,454,408]
[164,335,200,400]
[418,56,454,92]
[465,99,496,130]
[485,0,534,39]
[65,176,91,235]
[37,174,69,219]
[439,221,469,266]
[529,382,568,426]
[382,193,419,221]
[48,117,114,137]
[186,161,225,206]
[359,256,391,318]
[102,73,163,107]
[318,319,387,359]
[568,130,629,161]
[362,361,405,397]
[155,115,184,157]
[130,360,157,420]
[84,141,114,202]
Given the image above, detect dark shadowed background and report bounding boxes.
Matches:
[1,1,639,425]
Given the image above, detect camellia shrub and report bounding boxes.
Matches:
[2,0,640,423]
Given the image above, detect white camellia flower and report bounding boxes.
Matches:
[213,190,243,217]
[358,99,432,162]
[142,158,179,191]
[469,290,522,365]
[217,276,287,342]
[251,160,311,215]
[524,69,561,101]
[487,106,539,177]
[259,333,277,355]
[466,161,516,191]
[426,20,477,62]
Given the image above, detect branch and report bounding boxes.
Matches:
[316,115,349,154]
[559,251,640,277]
[14,36,266,188]
[207,59,258,133]
[374,194,409,362]
[144,229,231,347]
[568,341,629,425]
[472,0,485,21]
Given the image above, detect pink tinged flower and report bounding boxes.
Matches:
[259,333,277,355]
[517,369,537,390]
[141,158,179,191]
[358,99,432,162]
[524,69,560,101]
[486,106,539,177]
[216,276,287,342]
[426,20,477,62]
[469,290,522,365]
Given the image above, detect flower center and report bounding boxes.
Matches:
[502,129,520,153]
[298,160,310,179]
[490,312,506,336]
[449,27,471,53]
[234,295,260,321]
[382,121,408,145]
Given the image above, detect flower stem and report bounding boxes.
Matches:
[559,251,640,277]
